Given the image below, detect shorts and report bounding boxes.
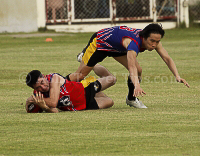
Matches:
[82,33,127,67]
[80,76,97,88]
[84,80,102,110]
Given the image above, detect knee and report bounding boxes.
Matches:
[108,98,114,108]
[97,97,114,109]
[107,75,117,86]
[110,100,114,107]
[113,76,117,84]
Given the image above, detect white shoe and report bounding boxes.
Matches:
[126,96,147,108]
[77,52,84,62]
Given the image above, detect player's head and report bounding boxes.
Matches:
[26,70,49,92]
[139,23,165,39]
[140,23,165,51]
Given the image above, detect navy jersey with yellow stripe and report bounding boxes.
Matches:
[96,26,146,54]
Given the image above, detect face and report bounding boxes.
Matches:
[143,33,161,51]
[33,76,49,92]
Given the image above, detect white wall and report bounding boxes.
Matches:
[36,0,46,28]
[179,0,189,28]
[0,0,38,33]
[49,21,177,33]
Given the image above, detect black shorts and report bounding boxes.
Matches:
[82,33,127,67]
[84,80,101,110]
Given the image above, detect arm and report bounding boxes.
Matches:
[127,50,146,97]
[43,74,62,107]
[123,38,146,97]
[135,59,142,83]
[156,42,190,88]
[32,92,59,113]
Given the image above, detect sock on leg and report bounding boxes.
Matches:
[127,77,136,101]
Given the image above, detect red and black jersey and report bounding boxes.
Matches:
[34,73,86,111]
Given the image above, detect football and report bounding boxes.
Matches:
[26,103,43,113]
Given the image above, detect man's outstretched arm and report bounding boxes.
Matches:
[156,42,190,88]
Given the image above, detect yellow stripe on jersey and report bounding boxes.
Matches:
[82,38,97,65]
[80,76,96,88]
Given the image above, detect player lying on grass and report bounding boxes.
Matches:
[25,64,116,113]
[67,23,190,108]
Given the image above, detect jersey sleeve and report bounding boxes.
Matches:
[127,41,139,54]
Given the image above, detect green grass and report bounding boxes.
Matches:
[0,27,200,156]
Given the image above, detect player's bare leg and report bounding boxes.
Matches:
[93,64,116,109]
[97,76,116,91]
[69,60,93,82]
[93,64,114,78]
[95,92,114,109]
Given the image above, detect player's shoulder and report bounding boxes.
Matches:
[47,73,64,80]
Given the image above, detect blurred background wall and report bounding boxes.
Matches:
[0,0,39,33]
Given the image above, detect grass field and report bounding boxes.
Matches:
[0,27,200,156]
